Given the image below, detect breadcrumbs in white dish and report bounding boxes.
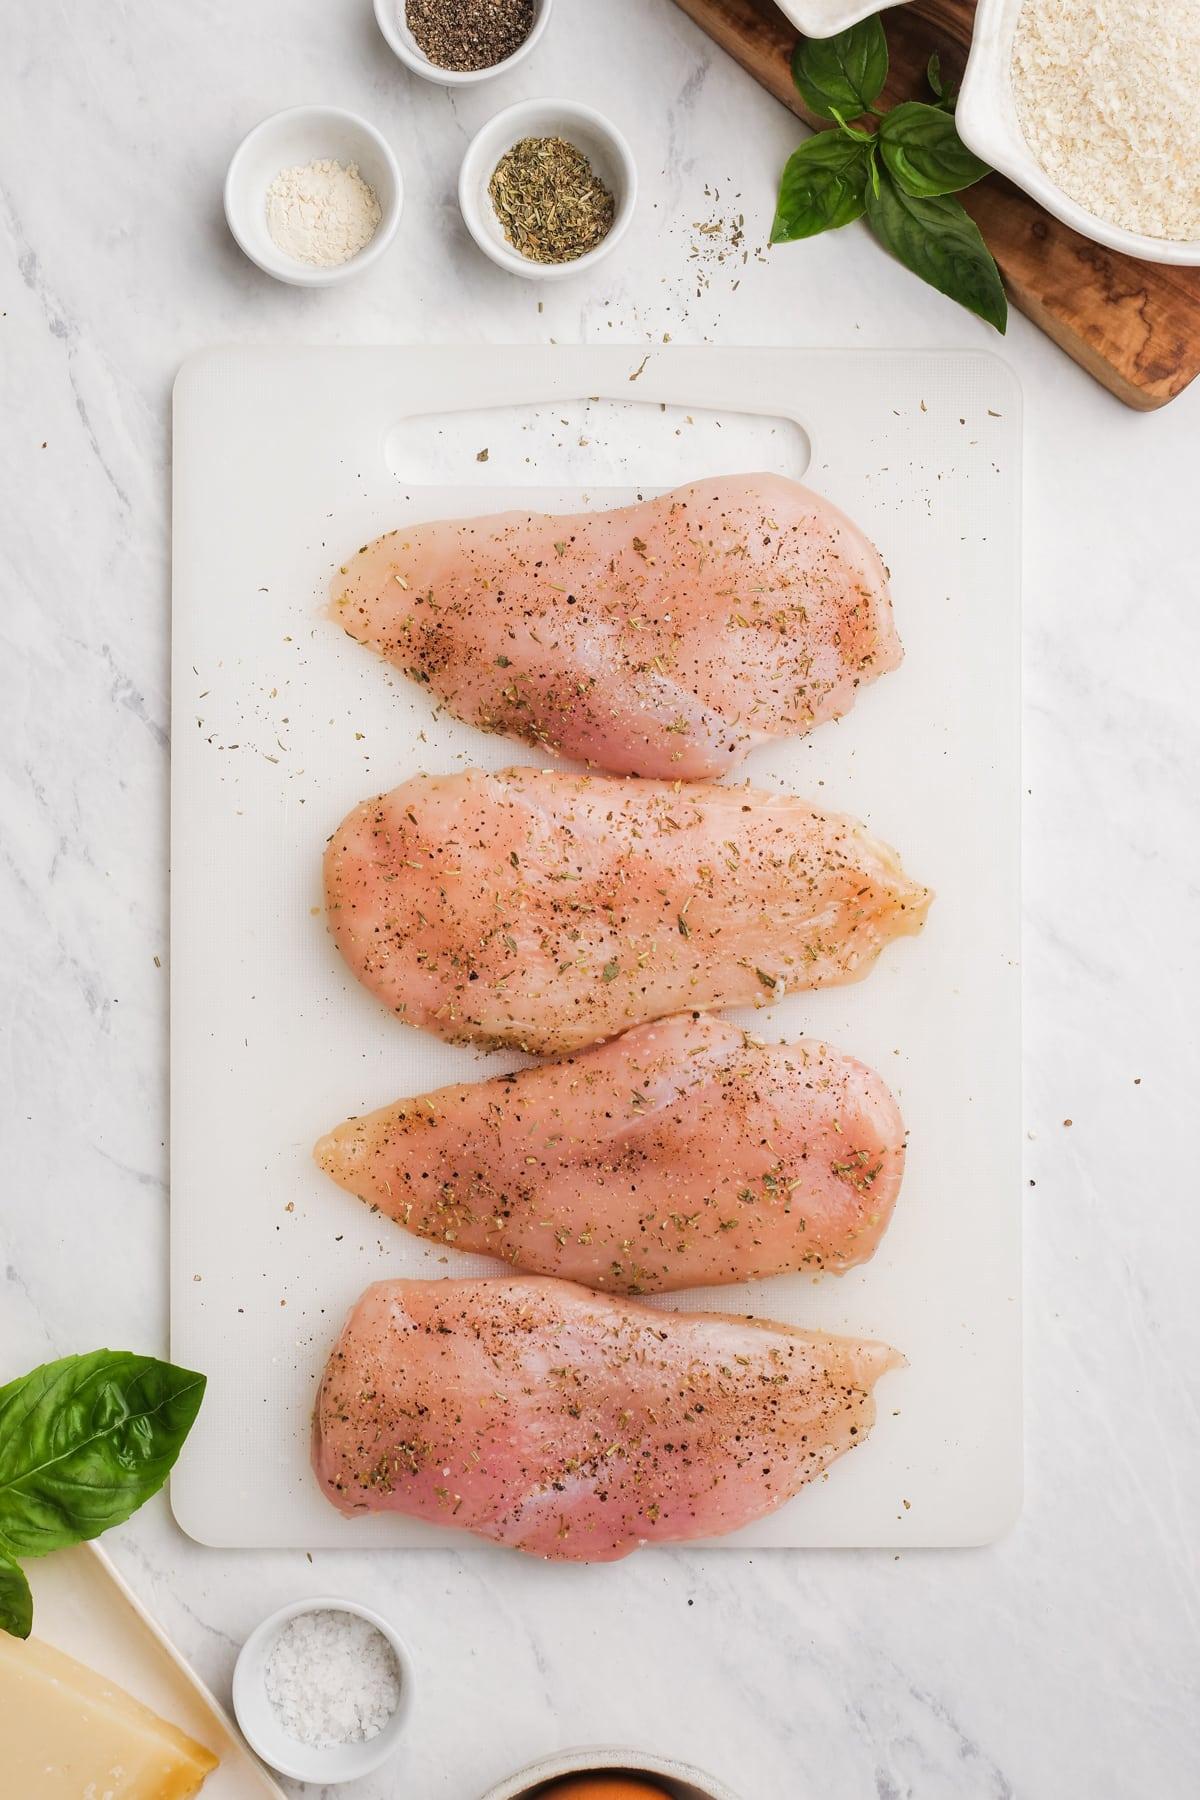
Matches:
[1013,0,1200,243]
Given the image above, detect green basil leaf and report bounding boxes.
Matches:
[926,52,959,111]
[828,106,874,143]
[0,1351,206,1559]
[791,18,889,122]
[0,1549,32,1639]
[771,132,872,242]
[865,172,1007,332]
[879,102,990,197]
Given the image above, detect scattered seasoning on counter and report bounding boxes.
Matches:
[406,0,534,72]
[1013,0,1200,242]
[489,136,615,263]
[676,183,767,299]
[265,160,381,267]
[264,1610,401,1747]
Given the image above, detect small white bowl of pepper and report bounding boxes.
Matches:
[375,0,553,86]
[458,98,637,280]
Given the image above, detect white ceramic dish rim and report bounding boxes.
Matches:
[958,0,1200,267]
[223,106,403,287]
[231,1595,415,1784]
[476,1744,742,1800]
[373,0,553,87]
[34,1545,289,1799]
[773,0,907,33]
[458,98,637,281]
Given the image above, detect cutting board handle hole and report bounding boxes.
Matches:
[384,398,812,490]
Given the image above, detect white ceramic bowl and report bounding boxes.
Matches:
[374,0,553,87]
[224,106,403,286]
[231,1596,415,1784]
[958,0,1200,266]
[458,98,636,281]
[478,1746,742,1800]
[775,0,906,32]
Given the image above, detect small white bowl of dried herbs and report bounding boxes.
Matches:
[458,98,637,281]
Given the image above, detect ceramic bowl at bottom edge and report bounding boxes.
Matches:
[476,1744,743,1800]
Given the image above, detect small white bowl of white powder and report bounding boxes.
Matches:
[232,1597,414,1782]
[224,106,403,285]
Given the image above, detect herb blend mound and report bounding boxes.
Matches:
[489,136,616,264]
[405,0,534,73]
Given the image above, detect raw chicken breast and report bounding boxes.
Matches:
[323,766,930,1054]
[315,1014,905,1291]
[312,1275,901,1560]
[329,474,901,779]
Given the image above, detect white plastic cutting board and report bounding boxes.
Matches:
[171,345,1021,1551]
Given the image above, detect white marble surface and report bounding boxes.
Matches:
[1,2,1198,1795]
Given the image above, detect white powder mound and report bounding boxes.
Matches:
[1013,0,1200,243]
[264,1608,401,1747]
[265,159,382,267]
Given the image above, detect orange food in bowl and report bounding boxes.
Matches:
[539,1781,669,1799]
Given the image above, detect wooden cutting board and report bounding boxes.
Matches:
[670,0,1200,409]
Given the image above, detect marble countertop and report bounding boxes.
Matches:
[2,2,1198,1795]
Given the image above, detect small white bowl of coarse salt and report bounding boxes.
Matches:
[232,1597,414,1783]
[224,106,403,286]
[958,0,1200,265]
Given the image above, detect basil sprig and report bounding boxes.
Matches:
[771,20,1006,333]
[925,52,957,111]
[0,1350,206,1638]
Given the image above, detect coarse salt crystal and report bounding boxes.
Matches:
[264,1608,401,1747]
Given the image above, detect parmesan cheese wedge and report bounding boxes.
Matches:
[0,1632,219,1797]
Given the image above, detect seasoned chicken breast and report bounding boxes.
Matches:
[312,1275,901,1560]
[315,1014,905,1291]
[323,766,930,1054]
[330,474,901,779]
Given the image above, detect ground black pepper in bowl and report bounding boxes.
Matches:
[406,0,535,72]
[488,136,616,264]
